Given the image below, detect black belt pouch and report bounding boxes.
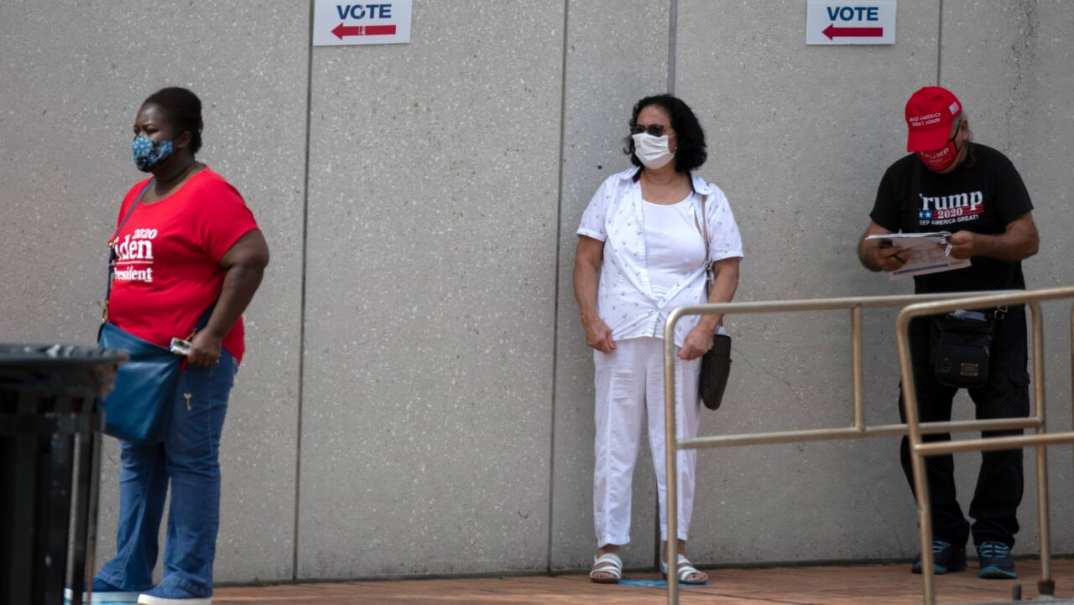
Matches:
[930,310,995,388]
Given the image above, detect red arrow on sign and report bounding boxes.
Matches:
[823,24,884,39]
[332,23,397,39]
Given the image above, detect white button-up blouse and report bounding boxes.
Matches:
[577,168,744,347]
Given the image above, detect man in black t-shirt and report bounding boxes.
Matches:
[857,87,1039,580]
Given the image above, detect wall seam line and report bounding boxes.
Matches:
[657,0,679,569]
[936,0,943,85]
[546,0,571,576]
[667,0,678,94]
[292,0,316,582]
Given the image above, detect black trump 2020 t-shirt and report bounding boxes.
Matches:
[870,143,1033,294]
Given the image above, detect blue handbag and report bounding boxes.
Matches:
[97,179,213,444]
[97,322,182,444]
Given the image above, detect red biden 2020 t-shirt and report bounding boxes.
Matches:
[108,168,259,363]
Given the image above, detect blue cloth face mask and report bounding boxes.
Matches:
[131,134,174,172]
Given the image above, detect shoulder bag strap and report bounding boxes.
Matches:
[102,180,154,321]
[109,179,154,247]
[693,193,723,334]
[693,193,713,289]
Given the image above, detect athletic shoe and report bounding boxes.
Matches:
[911,539,966,574]
[977,541,1017,579]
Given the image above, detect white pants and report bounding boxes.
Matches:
[593,336,700,546]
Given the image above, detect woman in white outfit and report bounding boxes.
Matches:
[574,95,742,585]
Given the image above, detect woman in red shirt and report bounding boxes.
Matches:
[90,88,269,605]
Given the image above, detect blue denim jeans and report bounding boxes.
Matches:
[97,351,237,598]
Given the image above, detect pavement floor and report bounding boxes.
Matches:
[212,558,1074,604]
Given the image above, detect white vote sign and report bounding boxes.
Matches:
[806,0,896,45]
[313,0,412,46]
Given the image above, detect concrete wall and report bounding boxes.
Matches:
[1,0,1072,583]
[941,0,1074,554]
[675,0,943,564]
[551,0,670,572]
[297,1,563,578]
[0,0,308,582]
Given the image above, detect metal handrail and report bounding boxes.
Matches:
[660,288,1072,605]
[895,286,1074,604]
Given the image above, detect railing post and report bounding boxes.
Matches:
[664,310,681,605]
[851,305,865,431]
[895,312,935,605]
[1029,302,1055,595]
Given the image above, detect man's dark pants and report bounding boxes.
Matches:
[898,308,1029,548]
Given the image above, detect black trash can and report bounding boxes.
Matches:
[0,344,124,605]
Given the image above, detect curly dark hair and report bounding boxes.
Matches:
[623,94,707,174]
[143,87,204,154]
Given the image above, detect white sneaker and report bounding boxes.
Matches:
[137,595,211,605]
[64,587,140,604]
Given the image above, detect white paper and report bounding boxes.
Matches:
[865,232,971,279]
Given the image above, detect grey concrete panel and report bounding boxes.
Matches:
[942,0,1074,556]
[0,1,308,583]
[551,0,671,572]
[297,1,565,579]
[673,0,940,564]
[3,0,1071,585]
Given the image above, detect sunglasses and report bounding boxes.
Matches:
[630,124,669,137]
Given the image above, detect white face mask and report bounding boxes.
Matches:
[631,132,675,169]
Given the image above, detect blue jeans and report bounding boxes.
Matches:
[97,351,237,597]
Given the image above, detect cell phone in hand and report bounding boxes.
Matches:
[169,338,192,356]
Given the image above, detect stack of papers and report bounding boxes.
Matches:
[865,232,971,279]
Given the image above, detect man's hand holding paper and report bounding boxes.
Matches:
[872,239,909,272]
[864,232,971,279]
[947,230,977,259]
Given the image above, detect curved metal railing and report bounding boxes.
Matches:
[661,287,1074,604]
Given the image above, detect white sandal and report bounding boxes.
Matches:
[661,554,709,585]
[590,552,623,584]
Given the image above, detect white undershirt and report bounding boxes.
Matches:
[642,192,706,299]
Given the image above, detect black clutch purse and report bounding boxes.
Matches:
[700,334,732,410]
[694,194,732,410]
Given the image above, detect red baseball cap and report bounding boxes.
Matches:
[904,86,962,152]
